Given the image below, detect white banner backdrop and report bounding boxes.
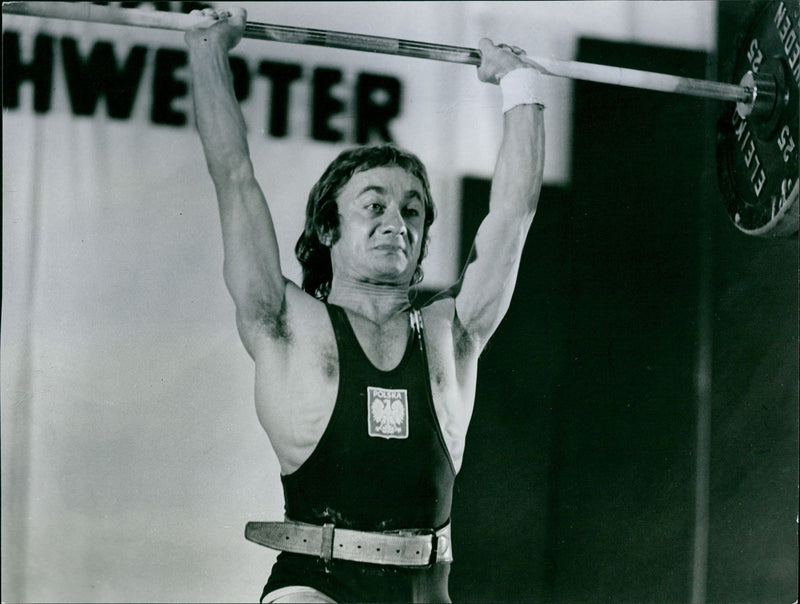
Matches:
[2,2,715,602]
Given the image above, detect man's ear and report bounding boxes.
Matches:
[318,227,333,247]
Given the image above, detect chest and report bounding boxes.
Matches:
[255,305,477,474]
[344,312,412,372]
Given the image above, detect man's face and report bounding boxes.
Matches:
[329,166,426,287]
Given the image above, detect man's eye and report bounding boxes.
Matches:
[403,207,421,217]
[366,202,384,213]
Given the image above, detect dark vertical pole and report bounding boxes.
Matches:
[690,14,725,603]
[689,117,714,604]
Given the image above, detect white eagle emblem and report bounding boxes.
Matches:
[367,387,409,439]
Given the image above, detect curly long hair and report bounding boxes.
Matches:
[295,144,436,300]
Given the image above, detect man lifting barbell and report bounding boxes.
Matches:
[184,6,543,603]
[3,1,796,601]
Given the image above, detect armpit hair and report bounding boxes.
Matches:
[452,308,478,361]
[255,296,292,342]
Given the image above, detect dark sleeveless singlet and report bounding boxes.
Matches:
[261,304,456,603]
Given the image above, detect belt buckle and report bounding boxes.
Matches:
[392,527,437,568]
[427,529,438,568]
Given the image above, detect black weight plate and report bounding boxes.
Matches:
[717,0,799,237]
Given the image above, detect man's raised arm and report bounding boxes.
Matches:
[185,8,286,356]
[454,39,546,347]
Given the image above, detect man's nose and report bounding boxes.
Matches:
[381,203,407,234]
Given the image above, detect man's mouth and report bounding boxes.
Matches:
[374,243,406,253]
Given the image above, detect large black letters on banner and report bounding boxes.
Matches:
[259,61,303,138]
[151,48,187,125]
[3,30,403,143]
[62,38,147,119]
[312,67,346,142]
[3,32,54,113]
[356,73,401,144]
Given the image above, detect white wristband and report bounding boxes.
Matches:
[500,67,545,113]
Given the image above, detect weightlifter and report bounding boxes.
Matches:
[185,6,544,603]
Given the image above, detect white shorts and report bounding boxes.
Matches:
[262,585,337,603]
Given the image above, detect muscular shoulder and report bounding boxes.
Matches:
[248,285,339,473]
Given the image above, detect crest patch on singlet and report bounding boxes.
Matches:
[367,387,409,439]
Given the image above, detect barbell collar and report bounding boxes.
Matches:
[736,71,778,121]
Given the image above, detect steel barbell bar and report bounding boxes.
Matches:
[1,1,763,109]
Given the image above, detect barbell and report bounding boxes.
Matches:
[3,1,798,237]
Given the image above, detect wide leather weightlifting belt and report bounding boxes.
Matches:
[245,520,453,567]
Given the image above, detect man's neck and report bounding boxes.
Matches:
[327,277,411,325]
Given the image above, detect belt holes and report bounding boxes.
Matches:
[302,539,307,543]
[376,547,381,551]
[396,549,401,553]
[357,545,361,549]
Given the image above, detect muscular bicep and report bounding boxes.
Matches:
[214,172,288,334]
[454,210,533,346]
[455,104,544,345]
[187,34,292,349]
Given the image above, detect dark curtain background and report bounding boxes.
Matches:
[450,29,798,604]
